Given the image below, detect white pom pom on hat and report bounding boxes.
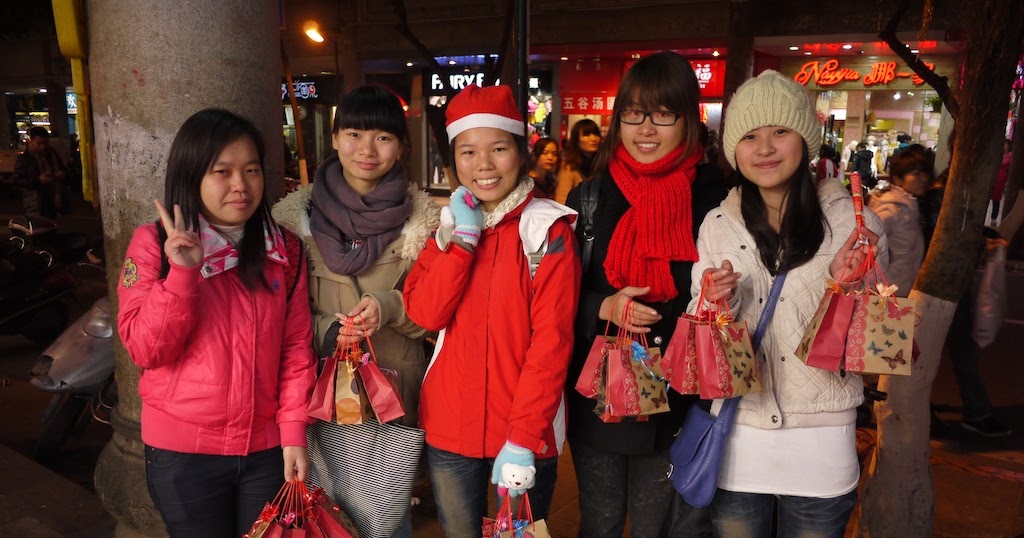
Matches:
[445,84,525,143]
[722,70,822,169]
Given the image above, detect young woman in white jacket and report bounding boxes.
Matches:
[693,70,888,537]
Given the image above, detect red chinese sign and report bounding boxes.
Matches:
[793,58,936,88]
[691,60,725,98]
[561,93,616,115]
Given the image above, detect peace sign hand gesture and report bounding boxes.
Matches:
[155,199,203,268]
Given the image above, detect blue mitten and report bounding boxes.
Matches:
[490,441,536,498]
[449,186,484,247]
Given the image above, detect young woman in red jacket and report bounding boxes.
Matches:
[403,84,582,536]
[117,109,316,538]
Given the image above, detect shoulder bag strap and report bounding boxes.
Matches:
[720,271,788,417]
[579,178,601,271]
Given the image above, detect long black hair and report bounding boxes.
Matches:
[563,119,600,178]
[163,108,271,291]
[737,142,827,275]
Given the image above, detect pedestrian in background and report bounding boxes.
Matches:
[117,108,316,538]
[272,85,439,537]
[564,51,728,537]
[555,118,601,203]
[12,126,66,218]
[403,84,581,537]
[529,136,560,199]
[698,70,887,538]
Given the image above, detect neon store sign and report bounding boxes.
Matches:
[793,59,937,87]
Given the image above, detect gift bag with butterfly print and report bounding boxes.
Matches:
[604,339,670,420]
[682,274,761,399]
[845,292,915,376]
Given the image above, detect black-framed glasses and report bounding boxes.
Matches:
[618,109,680,126]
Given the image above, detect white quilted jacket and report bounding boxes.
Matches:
[689,178,889,429]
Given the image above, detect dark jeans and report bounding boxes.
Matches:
[145,445,284,538]
[946,297,993,421]
[427,444,557,538]
[711,489,857,538]
[571,439,712,538]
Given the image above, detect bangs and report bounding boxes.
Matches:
[623,71,697,116]
[334,86,407,140]
[578,123,600,136]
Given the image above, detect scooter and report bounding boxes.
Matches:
[29,292,116,461]
[0,235,76,343]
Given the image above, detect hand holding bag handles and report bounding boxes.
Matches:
[668,272,788,508]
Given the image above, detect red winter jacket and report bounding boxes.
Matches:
[117,223,316,456]
[404,195,581,459]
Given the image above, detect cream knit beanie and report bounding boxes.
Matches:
[722,70,821,169]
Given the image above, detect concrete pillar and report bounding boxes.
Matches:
[845,91,867,146]
[87,1,283,536]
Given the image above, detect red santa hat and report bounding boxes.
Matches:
[445,84,525,142]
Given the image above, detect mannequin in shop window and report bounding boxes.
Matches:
[554,118,601,204]
[841,139,859,176]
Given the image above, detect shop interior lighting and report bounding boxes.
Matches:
[842,44,853,50]
[712,50,720,57]
[560,56,569,61]
[804,51,812,55]
[893,92,901,100]
[39,88,47,93]
[406,62,413,67]
[911,49,919,53]
[907,91,915,96]
[303,21,325,43]
[788,46,799,51]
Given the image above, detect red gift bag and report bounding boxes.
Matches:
[244,480,358,538]
[307,354,339,421]
[601,301,669,421]
[575,328,616,399]
[795,285,856,372]
[662,314,700,395]
[359,362,405,423]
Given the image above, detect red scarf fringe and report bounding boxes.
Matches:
[604,143,703,302]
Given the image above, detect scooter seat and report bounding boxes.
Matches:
[9,216,57,237]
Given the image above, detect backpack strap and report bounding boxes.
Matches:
[579,178,601,271]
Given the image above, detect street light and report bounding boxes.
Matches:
[304,20,325,43]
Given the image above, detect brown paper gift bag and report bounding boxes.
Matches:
[844,293,915,375]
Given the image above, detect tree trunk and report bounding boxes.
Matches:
[856,2,1024,536]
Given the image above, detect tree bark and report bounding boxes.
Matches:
[857,2,1024,536]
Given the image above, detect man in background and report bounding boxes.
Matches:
[12,126,67,218]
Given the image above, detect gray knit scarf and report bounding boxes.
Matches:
[309,155,412,275]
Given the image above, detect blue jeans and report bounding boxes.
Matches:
[711,489,857,538]
[426,444,558,538]
[145,445,284,538]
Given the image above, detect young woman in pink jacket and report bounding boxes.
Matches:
[117,109,316,538]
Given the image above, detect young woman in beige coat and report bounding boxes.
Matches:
[272,86,439,537]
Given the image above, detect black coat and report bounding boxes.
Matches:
[564,162,728,455]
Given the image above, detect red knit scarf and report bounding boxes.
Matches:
[604,143,702,302]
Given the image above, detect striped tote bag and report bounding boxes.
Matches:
[307,418,425,538]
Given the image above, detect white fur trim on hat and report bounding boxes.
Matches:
[446,113,525,142]
[722,69,822,169]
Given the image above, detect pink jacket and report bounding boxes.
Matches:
[117,223,315,455]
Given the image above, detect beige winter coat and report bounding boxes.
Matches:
[690,178,889,429]
[273,184,440,427]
